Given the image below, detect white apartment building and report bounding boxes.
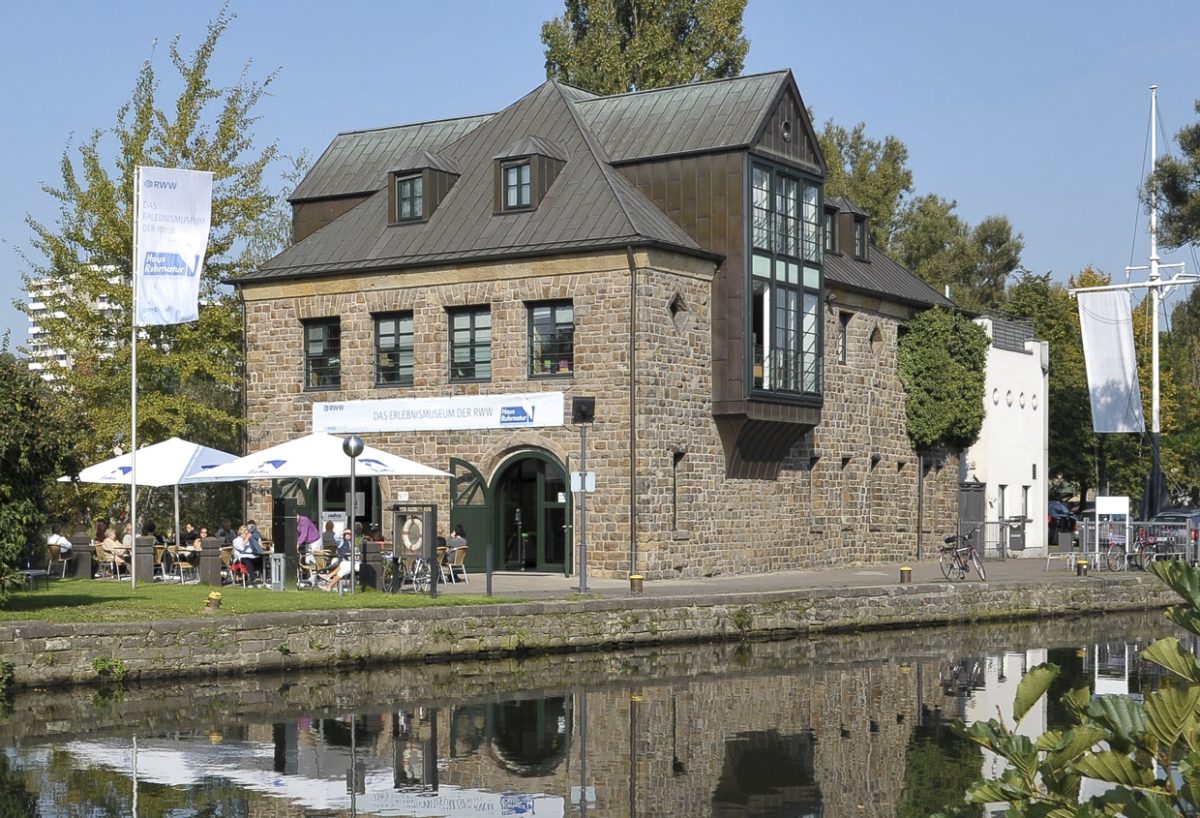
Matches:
[24,270,122,381]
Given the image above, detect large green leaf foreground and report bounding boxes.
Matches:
[934,559,1200,817]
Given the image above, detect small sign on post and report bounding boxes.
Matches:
[570,471,596,493]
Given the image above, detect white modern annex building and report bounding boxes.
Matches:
[963,317,1050,555]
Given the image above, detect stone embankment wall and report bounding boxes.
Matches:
[0,574,1175,688]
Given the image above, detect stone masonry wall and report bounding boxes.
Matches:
[1,573,1173,688]
[240,249,959,580]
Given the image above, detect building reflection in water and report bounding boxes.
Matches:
[3,613,1190,817]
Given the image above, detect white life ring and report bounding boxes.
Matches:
[401,516,423,550]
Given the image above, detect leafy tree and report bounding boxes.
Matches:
[896,308,988,451]
[0,341,79,604]
[893,195,1023,313]
[1148,97,1200,248]
[818,120,913,250]
[17,7,293,524]
[541,0,748,94]
[937,559,1200,817]
[1162,288,1200,504]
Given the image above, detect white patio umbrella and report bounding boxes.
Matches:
[182,432,448,531]
[60,437,238,556]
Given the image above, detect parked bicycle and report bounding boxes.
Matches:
[1103,526,1177,572]
[938,531,986,582]
[382,553,432,593]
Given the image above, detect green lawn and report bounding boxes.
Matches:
[0,578,499,623]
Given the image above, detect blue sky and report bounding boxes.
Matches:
[2,0,1198,349]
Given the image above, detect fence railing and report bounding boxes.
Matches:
[1075,519,1198,568]
[956,520,1024,560]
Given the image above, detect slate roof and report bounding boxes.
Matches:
[244,81,712,282]
[824,246,955,310]
[574,71,788,163]
[290,114,492,202]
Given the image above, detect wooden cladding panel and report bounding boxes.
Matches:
[292,195,370,243]
[754,87,821,171]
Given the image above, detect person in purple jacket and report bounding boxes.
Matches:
[296,515,320,551]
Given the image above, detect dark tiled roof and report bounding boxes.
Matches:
[240,82,708,283]
[290,114,492,202]
[494,135,568,162]
[390,149,461,175]
[826,196,868,216]
[824,246,956,310]
[574,71,788,162]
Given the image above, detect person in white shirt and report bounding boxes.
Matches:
[47,524,72,555]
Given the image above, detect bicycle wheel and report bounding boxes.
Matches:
[970,549,986,581]
[412,559,432,593]
[939,550,966,581]
[1135,544,1153,571]
[382,561,397,594]
[1105,544,1125,572]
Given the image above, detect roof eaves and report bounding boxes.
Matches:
[228,235,720,286]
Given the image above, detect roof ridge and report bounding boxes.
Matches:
[332,112,495,138]
[552,81,643,239]
[574,69,789,104]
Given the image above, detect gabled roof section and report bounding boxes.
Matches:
[240,80,710,283]
[574,71,790,163]
[291,114,492,202]
[494,136,568,162]
[827,196,868,217]
[390,149,461,176]
[825,244,956,310]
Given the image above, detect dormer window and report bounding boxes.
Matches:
[853,218,867,259]
[493,137,567,215]
[387,150,460,225]
[503,162,532,210]
[395,175,423,221]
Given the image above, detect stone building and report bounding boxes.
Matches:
[234,70,960,580]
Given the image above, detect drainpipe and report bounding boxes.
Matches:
[238,284,249,523]
[626,246,638,576]
[916,452,924,560]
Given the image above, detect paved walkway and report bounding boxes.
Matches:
[435,551,1104,600]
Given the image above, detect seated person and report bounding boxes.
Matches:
[47,524,72,556]
[100,527,128,568]
[297,515,320,552]
[181,523,199,546]
[320,529,356,591]
[321,520,338,549]
[232,525,266,585]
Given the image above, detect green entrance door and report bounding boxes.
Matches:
[495,453,570,573]
[448,459,493,573]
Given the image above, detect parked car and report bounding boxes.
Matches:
[1149,508,1200,553]
[1048,500,1077,542]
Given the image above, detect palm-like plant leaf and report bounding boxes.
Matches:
[1150,559,1200,611]
[1072,750,1157,788]
[1087,695,1148,753]
[1142,636,1200,683]
[1045,726,1106,770]
[1015,662,1060,722]
[1143,684,1200,748]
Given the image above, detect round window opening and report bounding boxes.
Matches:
[1019,392,1026,408]
[1032,394,1039,410]
[1006,390,1013,406]
[992,388,1000,405]
[781,120,792,142]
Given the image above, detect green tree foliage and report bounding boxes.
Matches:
[897,720,983,818]
[1163,288,1200,503]
[893,195,1024,313]
[0,344,79,604]
[1148,97,1200,248]
[818,120,913,249]
[18,8,293,523]
[541,0,748,94]
[937,560,1200,817]
[896,308,988,451]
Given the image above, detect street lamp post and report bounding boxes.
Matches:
[343,435,364,593]
[572,397,595,593]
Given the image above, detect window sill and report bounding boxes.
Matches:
[529,371,573,380]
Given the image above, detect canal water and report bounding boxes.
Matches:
[0,610,1183,817]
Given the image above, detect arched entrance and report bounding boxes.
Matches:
[449,451,570,574]
[494,452,569,572]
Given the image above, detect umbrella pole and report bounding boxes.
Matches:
[174,484,181,553]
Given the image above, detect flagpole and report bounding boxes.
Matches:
[131,167,140,589]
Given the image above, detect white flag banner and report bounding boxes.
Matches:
[1077,290,1146,433]
[133,166,213,326]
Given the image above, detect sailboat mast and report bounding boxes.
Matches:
[1149,85,1161,443]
